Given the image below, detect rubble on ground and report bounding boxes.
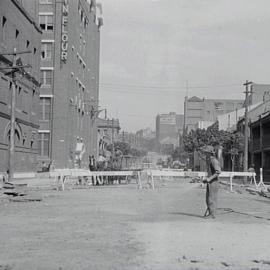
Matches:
[0,181,42,203]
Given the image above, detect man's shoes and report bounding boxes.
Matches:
[204,214,215,219]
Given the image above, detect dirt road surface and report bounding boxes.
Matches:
[0,179,270,270]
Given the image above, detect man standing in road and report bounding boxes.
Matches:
[202,145,221,219]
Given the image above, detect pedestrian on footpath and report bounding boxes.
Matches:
[202,145,221,219]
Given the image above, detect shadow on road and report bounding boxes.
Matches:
[170,208,270,221]
[219,207,270,221]
[169,212,204,219]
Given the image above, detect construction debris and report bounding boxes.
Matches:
[246,187,270,199]
[0,181,42,203]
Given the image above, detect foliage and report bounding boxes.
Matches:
[161,144,174,155]
[171,147,189,162]
[129,147,147,157]
[142,138,157,152]
[107,141,146,157]
[183,121,244,156]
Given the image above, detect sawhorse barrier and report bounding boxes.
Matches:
[148,170,258,191]
[49,169,73,191]
[148,170,186,189]
[91,171,141,186]
[49,169,142,191]
[219,171,256,192]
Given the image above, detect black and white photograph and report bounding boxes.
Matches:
[0,0,270,269]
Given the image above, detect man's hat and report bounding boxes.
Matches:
[202,145,215,154]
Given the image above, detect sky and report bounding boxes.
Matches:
[99,0,270,132]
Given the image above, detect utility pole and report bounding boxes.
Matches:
[183,81,189,135]
[112,118,115,158]
[243,80,253,175]
[9,51,17,180]
[0,48,32,181]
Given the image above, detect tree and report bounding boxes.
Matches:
[223,132,244,171]
[183,121,244,170]
[171,147,188,163]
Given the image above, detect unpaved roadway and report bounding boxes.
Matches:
[0,179,270,270]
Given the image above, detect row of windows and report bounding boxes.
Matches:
[41,41,87,74]
[40,69,87,90]
[0,76,38,115]
[78,3,89,29]
[1,16,39,77]
[1,16,37,52]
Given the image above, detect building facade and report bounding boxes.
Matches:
[250,113,270,183]
[156,112,184,148]
[184,96,244,132]
[250,83,270,105]
[0,0,41,172]
[38,0,103,169]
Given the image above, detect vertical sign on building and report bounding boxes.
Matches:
[61,0,68,63]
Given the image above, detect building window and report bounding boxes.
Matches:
[39,0,53,4]
[15,29,20,49]
[38,133,50,157]
[39,15,53,31]
[214,102,223,111]
[41,42,52,60]
[2,16,7,42]
[16,86,22,110]
[40,70,53,87]
[0,77,8,105]
[39,97,51,120]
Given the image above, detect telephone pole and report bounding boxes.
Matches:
[243,80,253,174]
[0,48,31,180]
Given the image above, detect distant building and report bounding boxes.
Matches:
[136,127,155,140]
[250,83,270,105]
[217,102,262,131]
[184,96,244,132]
[195,120,215,130]
[156,112,184,149]
[135,128,155,149]
[38,0,103,169]
[0,0,41,172]
[119,131,140,149]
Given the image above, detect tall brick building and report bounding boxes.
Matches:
[38,0,103,169]
[0,0,41,172]
[156,112,184,148]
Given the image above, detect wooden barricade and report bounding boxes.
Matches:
[49,169,142,191]
[148,169,257,191]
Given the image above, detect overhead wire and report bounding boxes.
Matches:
[100,81,242,90]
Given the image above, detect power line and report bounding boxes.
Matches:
[100,82,242,90]
[100,87,183,95]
